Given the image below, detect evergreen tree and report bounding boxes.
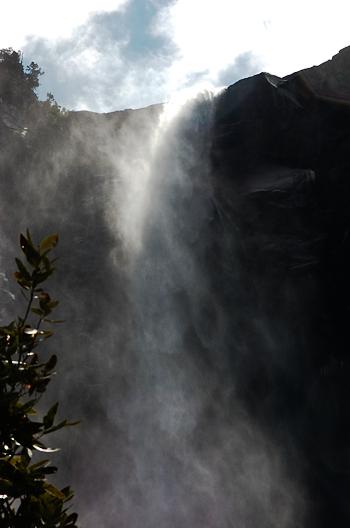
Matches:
[0,49,43,108]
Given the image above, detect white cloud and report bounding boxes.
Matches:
[22,4,176,112]
[159,0,350,90]
[0,0,129,49]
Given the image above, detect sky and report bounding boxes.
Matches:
[1,0,350,112]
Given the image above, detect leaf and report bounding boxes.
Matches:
[60,486,74,502]
[29,460,51,471]
[26,229,34,245]
[44,355,57,372]
[64,512,78,525]
[40,329,54,340]
[17,399,38,414]
[33,443,60,453]
[34,269,54,285]
[43,402,59,429]
[44,483,66,500]
[31,308,44,317]
[40,234,59,255]
[24,328,39,336]
[15,258,31,280]
[43,419,67,435]
[30,462,57,476]
[20,233,41,267]
[14,272,31,289]
[38,293,59,315]
[0,478,13,494]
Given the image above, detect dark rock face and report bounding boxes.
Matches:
[1,47,350,527]
[211,49,350,526]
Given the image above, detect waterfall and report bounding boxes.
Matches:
[77,92,304,528]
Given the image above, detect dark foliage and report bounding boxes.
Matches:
[0,49,42,109]
[0,232,78,527]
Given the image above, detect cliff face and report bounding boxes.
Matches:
[1,48,350,527]
[211,48,350,526]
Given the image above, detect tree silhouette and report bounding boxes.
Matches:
[0,232,78,527]
[0,49,43,109]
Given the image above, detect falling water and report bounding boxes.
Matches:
[79,92,305,528]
